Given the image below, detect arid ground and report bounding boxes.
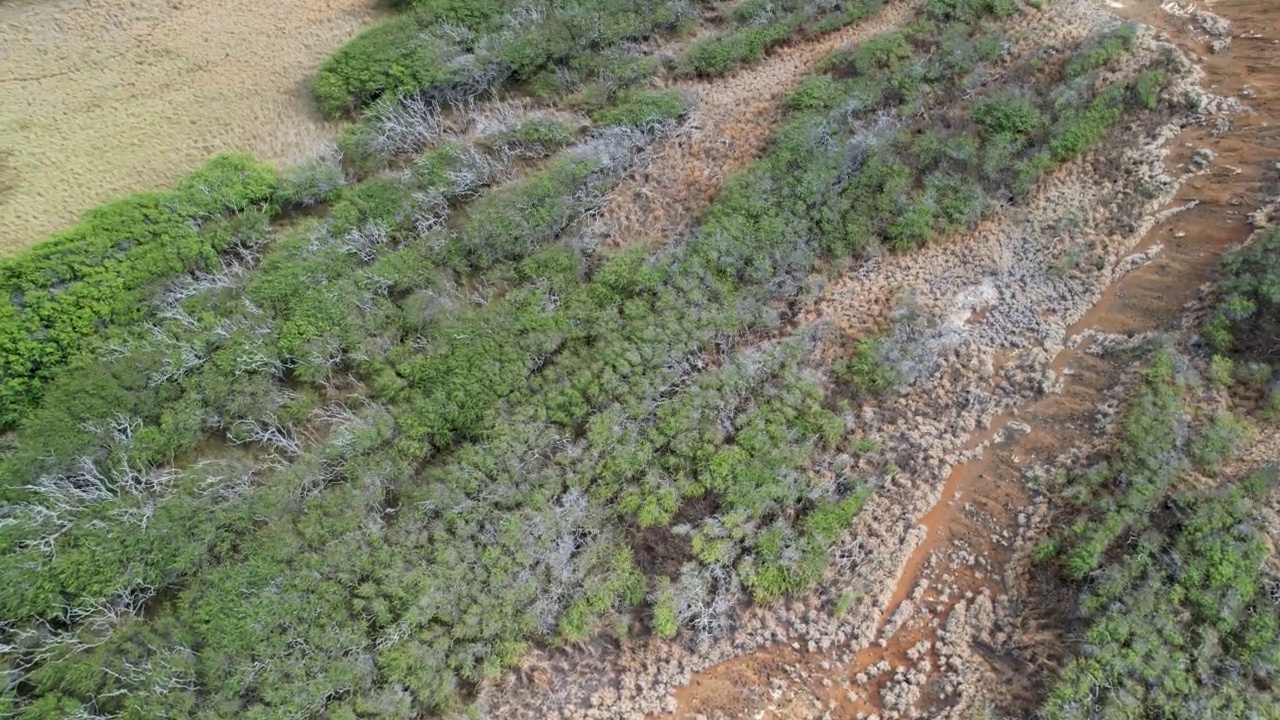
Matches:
[0,0,385,251]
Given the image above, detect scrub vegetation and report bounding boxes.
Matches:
[0,0,1207,717]
[1032,222,1280,720]
[1037,350,1280,719]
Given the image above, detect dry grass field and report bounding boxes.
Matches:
[0,0,386,252]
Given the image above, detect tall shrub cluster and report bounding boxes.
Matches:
[0,155,278,428]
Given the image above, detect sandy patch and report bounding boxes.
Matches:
[0,0,386,251]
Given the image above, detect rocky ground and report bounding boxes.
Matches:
[475,0,1280,717]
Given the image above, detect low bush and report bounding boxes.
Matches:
[1055,350,1186,579]
[786,74,852,111]
[1049,83,1128,160]
[1064,21,1138,79]
[834,336,905,395]
[317,0,697,117]
[545,49,660,106]
[313,13,458,117]
[389,0,516,27]
[328,176,418,237]
[277,156,347,208]
[448,156,600,270]
[1203,227,1280,368]
[0,154,278,429]
[1189,411,1248,476]
[852,31,914,74]
[926,0,1017,22]
[972,93,1046,139]
[590,89,689,129]
[679,20,801,76]
[677,0,882,77]
[1040,355,1279,719]
[478,117,578,159]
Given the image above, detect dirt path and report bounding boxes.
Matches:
[0,0,385,252]
[587,2,917,249]
[643,0,1280,717]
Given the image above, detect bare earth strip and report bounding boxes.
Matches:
[476,1,1271,716]
[589,2,917,249]
[0,0,385,252]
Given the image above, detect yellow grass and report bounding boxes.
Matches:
[0,0,387,252]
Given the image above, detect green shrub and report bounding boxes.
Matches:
[0,154,278,429]
[910,129,951,168]
[1243,464,1278,496]
[390,0,514,28]
[678,0,881,78]
[652,583,679,638]
[1049,83,1126,161]
[313,13,458,117]
[578,50,659,90]
[558,50,660,108]
[1190,412,1247,476]
[680,23,796,76]
[1065,21,1137,79]
[1130,69,1164,109]
[1030,537,1059,564]
[852,32,914,74]
[335,121,388,175]
[1208,354,1235,386]
[1042,453,1280,720]
[1010,151,1055,197]
[319,0,695,116]
[411,140,496,196]
[886,197,937,249]
[925,170,990,229]
[328,177,416,236]
[732,0,777,24]
[925,0,1014,22]
[1235,360,1274,386]
[834,336,905,396]
[278,157,347,208]
[479,117,578,158]
[787,75,852,112]
[1203,227,1280,366]
[174,154,280,217]
[590,89,689,128]
[972,93,1046,138]
[450,156,600,269]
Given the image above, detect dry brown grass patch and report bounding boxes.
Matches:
[0,0,386,252]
